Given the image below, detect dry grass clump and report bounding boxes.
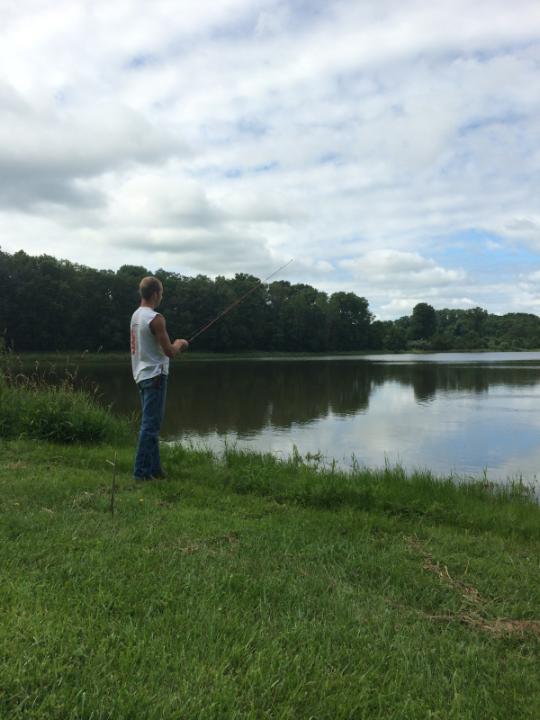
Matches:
[405,535,540,637]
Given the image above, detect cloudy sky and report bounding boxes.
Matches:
[1,0,540,318]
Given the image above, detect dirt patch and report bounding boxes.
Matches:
[169,531,241,556]
[404,535,540,638]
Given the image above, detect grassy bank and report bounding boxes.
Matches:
[0,369,130,443]
[1,438,540,719]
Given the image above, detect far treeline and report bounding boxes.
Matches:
[2,248,540,353]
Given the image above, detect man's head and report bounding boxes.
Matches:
[139,276,163,307]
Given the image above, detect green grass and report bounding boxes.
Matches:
[1,439,540,719]
[0,368,131,444]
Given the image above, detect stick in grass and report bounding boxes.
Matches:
[107,453,117,517]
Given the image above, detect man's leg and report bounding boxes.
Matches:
[151,375,168,477]
[133,378,161,480]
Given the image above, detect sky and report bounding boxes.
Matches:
[1,0,540,319]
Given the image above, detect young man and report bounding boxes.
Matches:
[130,276,188,480]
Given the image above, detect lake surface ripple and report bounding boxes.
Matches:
[88,352,540,486]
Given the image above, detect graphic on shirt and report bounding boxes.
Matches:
[130,327,137,354]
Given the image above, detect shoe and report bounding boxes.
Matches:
[152,469,167,479]
[133,475,152,481]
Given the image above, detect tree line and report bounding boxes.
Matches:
[1,249,539,353]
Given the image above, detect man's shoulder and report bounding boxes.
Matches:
[131,307,159,324]
[150,312,165,327]
[133,306,159,317]
[131,307,143,323]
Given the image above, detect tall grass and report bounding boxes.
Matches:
[165,442,540,540]
[0,358,131,443]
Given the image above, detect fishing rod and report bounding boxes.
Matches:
[188,259,293,343]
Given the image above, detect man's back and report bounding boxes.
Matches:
[130,306,170,384]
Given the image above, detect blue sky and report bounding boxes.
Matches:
[0,0,539,318]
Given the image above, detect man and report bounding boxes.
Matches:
[130,276,188,480]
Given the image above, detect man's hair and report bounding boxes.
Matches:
[139,276,163,300]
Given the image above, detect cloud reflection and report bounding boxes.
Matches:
[87,356,540,485]
[163,358,540,484]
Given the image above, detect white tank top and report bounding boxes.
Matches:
[130,306,170,383]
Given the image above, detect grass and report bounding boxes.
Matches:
[1,438,540,719]
[0,365,131,444]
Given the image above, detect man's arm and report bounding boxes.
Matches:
[150,314,189,358]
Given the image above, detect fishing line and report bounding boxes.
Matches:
[188,259,294,343]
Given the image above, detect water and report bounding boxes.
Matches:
[84,352,540,485]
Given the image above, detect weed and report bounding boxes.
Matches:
[0,361,131,443]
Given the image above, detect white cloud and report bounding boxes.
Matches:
[0,80,188,209]
[106,173,224,229]
[525,270,540,284]
[501,218,540,249]
[341,249,466,287]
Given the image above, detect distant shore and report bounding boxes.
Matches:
[4,348,540,367]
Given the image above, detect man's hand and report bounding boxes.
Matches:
[173,339,189,354]
[150,314,188,358]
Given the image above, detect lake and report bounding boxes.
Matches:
[76,352,540,486]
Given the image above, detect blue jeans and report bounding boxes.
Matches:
[134,374,168,479]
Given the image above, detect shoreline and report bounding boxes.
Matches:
[4,348,540,366]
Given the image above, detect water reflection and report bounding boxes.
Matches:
[83,354,540,484]
[139,361,540,433]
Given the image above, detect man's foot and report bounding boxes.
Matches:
[134,470,166,481]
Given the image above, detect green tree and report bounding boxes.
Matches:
[409,303,437,341]
[216,274,270,351]
[328,292,372,351]
[284,285,329,352]
[380,319,408,351]
[5,247,540,354]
